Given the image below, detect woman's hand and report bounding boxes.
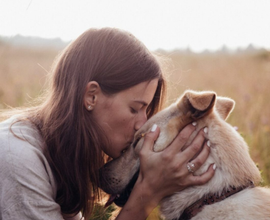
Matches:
[116,123,215,220]
[136,122,215,204]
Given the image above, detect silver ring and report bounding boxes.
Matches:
[187,162,195,173]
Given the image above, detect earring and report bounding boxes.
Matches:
[87,105,92,110]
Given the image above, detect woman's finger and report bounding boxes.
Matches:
[181,127,207,162]
[163,123,196,154]
[188,163,216,185]
[140,124,160,153]
[186,140,211,173]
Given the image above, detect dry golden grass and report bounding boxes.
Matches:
[1,43,269,219]
[0,43,58,108]
[161,50,270,186]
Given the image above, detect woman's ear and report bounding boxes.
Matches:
[84,81,100,111]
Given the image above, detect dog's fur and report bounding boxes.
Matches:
[99,90,270,219]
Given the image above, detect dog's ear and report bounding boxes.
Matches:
[215,97,235,120]
[178,90,216,120]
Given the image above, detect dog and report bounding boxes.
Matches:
[99,90,270,219]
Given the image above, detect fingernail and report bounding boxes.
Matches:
[207,140,211,147]
[151,124,157,132]
[204,127,208,134]
[213,164,217,170]
[192,121,197,126]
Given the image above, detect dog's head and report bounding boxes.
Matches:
[99,90,261,207]
[99,90,217,205]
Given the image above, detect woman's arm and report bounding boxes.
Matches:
[116,124,215,219]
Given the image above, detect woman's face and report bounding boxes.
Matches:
[92,79,158,159]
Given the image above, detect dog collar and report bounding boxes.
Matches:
[176,181,255,220]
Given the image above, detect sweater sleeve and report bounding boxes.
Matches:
[0,118,64,220]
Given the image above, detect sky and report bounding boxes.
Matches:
[1,0,270,52]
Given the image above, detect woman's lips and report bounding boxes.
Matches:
[121,142,133,154]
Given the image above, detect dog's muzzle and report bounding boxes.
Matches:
[100,134,144,207]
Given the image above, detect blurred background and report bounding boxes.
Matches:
[1,0,270,219]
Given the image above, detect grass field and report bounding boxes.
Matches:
[162,49,270,186]
[1,42,269,219]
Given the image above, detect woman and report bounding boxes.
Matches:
[0,28,215,219]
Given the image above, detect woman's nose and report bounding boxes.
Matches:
[134,114,147,131]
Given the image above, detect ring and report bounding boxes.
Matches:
[187,162,195,173]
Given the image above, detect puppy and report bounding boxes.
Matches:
[99,90,270,219]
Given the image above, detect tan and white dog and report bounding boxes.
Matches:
[99,90,270,220]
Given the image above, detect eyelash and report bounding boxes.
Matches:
[130,107,138,114]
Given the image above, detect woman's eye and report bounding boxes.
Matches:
[130,107,138,114]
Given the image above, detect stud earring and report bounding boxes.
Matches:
[87,105,92,110]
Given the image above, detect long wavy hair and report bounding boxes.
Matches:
[8,28,166,218]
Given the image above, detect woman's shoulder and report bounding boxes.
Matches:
[0,115,44,152]
[0,116,59,217]
[0,115,56,191]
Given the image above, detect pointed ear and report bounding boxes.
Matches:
[178,90,216,119]
[84,81,100,111]
[215,97,235,120]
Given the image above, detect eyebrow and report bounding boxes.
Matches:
[134,100,148,106]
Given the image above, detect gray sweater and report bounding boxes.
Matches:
[0,116,81,220]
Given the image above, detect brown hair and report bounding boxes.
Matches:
[12,28,166,218]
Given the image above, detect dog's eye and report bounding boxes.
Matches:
[121,149,127,154]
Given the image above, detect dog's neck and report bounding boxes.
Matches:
[177,181,255,220]
[160,120,261,220]
[160,177,255,220]
[160,169,231,219]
